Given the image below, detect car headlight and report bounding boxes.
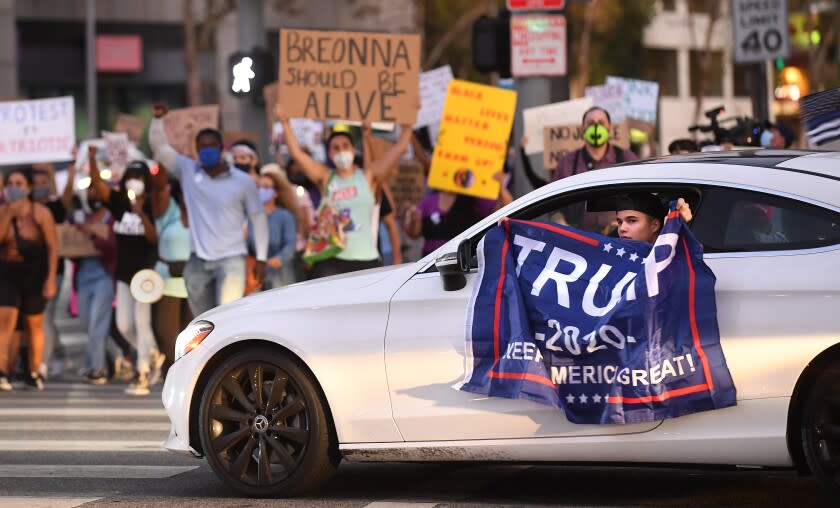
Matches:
[174,321,214,361]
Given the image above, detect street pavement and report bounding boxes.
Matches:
[0,313,836,506]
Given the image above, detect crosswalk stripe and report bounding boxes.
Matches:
[0,440,165,452]
[0,421,171,431]
[0,497,101,508]
[0,408,165,417]
[0,465,198,479]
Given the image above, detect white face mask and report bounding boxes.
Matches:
[125,179,145,197]
[332,150,355,171]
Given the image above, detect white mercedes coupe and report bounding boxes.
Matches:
[162,150,840,497]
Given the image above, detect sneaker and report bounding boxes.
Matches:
[87,369,108,385]
[124,373,150,396]
[24,372,44,391]
[0,372,11,392]
[148,350,166,386]
[113,356,135,382]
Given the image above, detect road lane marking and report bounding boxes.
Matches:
[0,497,101,508]
[0,465,198,479]
[0,422,170,431]
[0,440,165,452]
[0,408,165,417]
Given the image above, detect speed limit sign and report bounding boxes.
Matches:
[732,0,790,63]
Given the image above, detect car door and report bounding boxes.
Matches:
[383,184,669,442]
[681,185,840,403]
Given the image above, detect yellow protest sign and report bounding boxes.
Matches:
[278,29,421,124]
[427,80,516,200]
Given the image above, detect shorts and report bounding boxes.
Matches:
[0,261,47,315]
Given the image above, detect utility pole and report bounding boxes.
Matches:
[85,0,97,138]
[236,0,269,160]
[510,7,570,198]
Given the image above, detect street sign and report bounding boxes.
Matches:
[507,0,566,11]
[510,14,567,77]
[731,0,789,63]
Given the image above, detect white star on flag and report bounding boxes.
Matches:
[604,394,611,403]
[578,394,589,403]
[629,252,639,262]
[641,257,647,264]
[603,242,613,253]
[592,394,602,403]
[566,393,576,404]
[615,247,625,257]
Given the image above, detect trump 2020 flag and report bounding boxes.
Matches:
[459,208,736,424]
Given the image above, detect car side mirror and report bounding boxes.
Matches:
[435,251,467,292]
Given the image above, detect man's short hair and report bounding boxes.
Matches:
[581,106,612,126]
[195,128,223,146]
[614,192,667,220]
[668,138,699,154]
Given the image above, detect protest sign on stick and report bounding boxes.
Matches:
[427,80,517,200]
[162,105,219,159]
[543,123,629,169]
[113,113,146,145]
[584,83,626,124]
[278,29,421,124]
[415,65,453,144]
[522,97,593,155]
[56,223,109,258]
[606,76,659,123]
[0,96,75,165]
[102,131,130,180]
[387,160,426,209]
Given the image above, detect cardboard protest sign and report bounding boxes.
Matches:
[278,29,421,124]
[522,97,593,155]
[102,131,130,180]
[415,65,453,144]
[606,76,659,123]
[163,105,219,158]
[56,223,109,258]
[584,83,626,124]
[542,123,629,169]
[427,80,517,200]
[0,96,75,165]
[113,113,146,145]
[387,160,426,208]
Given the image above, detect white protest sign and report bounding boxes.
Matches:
[0,96,75,165]
[606,76,659,123]
[584,83,626,124]
[102,131,130,180]
[732,0,789,63]
[271,119,326,163]
[415,65,454,144]
[522,96,593,155]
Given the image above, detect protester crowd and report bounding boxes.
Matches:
[0,93,802,395]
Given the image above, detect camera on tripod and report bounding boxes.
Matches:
[688,106,762,147]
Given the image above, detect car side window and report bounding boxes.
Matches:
[691,187,840,252]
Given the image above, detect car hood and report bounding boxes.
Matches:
[195,263,419,321]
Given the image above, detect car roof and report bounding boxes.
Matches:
[638,149,840,181]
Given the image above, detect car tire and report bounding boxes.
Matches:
[198,346,338,497]
[800,362,840,497]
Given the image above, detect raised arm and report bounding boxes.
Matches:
[88,145,111,203]
[275,103,329,189]
[367,124,412,184]
[149,103,180,177]
[59,153,77,211]
[410,132,431,172]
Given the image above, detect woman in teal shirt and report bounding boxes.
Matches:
[275,103,416,278]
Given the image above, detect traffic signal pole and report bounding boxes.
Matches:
[236,0,270,160]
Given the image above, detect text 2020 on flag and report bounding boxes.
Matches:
[458,208,737,424]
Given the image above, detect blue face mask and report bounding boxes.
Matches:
[198,147,222,169]
[760,130,774,148]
